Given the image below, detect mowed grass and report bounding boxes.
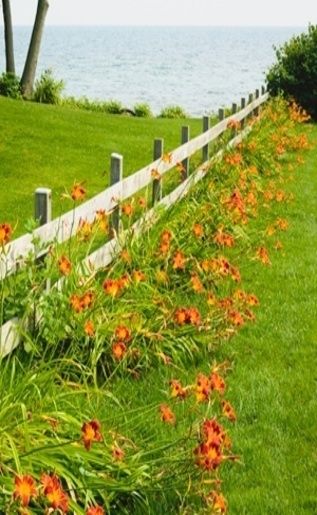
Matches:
[221,124,317,513]
[0,96,201,234]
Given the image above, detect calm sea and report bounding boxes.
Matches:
[0,26,305,116]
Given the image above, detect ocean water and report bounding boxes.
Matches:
[0,25,305,116]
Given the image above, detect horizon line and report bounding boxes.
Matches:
[0,23,309,28]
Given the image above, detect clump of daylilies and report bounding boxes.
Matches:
[11,420,106,513]
[158,363,238,511]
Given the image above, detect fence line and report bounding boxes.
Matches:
[0,90,269,357]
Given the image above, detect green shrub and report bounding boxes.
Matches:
[33,69,65,105]
[134,102,153,118]
[266,24,317,119]
[63,96,124,115]
[159,105,188,119]
[0,72,21,99]
[103,99,123,114]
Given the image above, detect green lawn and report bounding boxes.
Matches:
[222,124,317,513]
[0,98,316,513]
[0,96,201,233]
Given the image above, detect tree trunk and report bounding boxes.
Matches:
[20,0,49,98]
[2,0,15,74]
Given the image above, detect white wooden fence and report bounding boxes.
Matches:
[0,88,269,357]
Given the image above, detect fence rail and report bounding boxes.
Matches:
[0,90,269,357]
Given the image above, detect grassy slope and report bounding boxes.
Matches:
[0,97,201,233]
[222,125,317,513]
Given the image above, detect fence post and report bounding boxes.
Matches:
[152,138,164,205]
[261,85,266,95]
[202,116,210,162]
[110,153,123,236]
[34,188,52,311]
[246,93,253,121]
[241,97,246,128]
[35,188,52,225]
[231,103,238,135]
[254,89,260,116]
[218,108,225,121]
[181,126,190,180]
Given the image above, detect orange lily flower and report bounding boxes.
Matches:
[256,246,271,265]
[187,307,201,325]
[77,219,93,240]
[218,297,234,310]
[159,404,176,424]
[132,270,146,283]
[174,308,187,325]
[118,274,130,289]
[191,274,204,293]
[207,292,217,306]
[120,249,131,263]
[103,279,121,297]
[275,218,288,230]
[13,475,37,506]
[41,474,69,513]
[202,418,227,447]
[58,255,72,276]
[161,229,172,243]
[172,250,186,270]
[247,294,259,306]
[138,197,147,208]
[112,341,127,360]
[170,379,188,399]
[86,506,105,515]
[81,291,95,309]
[112,445,125,461]
[194,441,223,471]
[70,294,83,313]
[228,310,244,327]
[151,168,161,180]
[196,373,211,402]
[225,152,243,166]
[210,372,226,395]
[162,152,173,164]
[233,289,246,302]
[81,419,103,450]
[192,223,204,238]
[230,266,241,282]
[122,203,133,216]
[84,320,95,337]
[222,400,237,422]
[207,491,228,513]
[115,325,131,341]
[71,182,86,201]
[95,209,108,232]
[0,223,12,245]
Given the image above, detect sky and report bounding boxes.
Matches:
[0,0,316,27]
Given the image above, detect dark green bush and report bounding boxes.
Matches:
[33,69,65,105]
[0,72,21,99]
[266,25,317,119]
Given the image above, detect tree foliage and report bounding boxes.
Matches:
[266,25,317,119]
